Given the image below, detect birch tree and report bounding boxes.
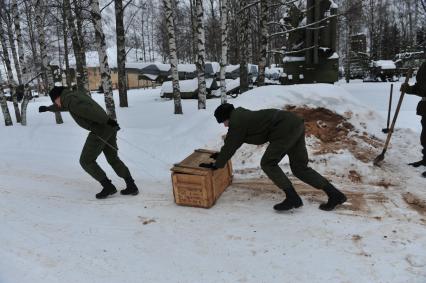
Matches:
[0,3,21,123]
[115,0,128,107]
[0,78,13,126]
[164,0,183,114]
[239,0,249,93]
[91,0,117,119]
[5,3,22,85]
[14,0,31,125]
[196,0,207,109]
[64,0,87,94]
[257,0,267,86]
[36,0,63,124]
[219,0,228,103]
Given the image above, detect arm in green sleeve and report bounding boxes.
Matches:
[214,127,246,168]
[46,104,65,112]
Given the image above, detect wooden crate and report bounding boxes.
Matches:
[171,149,233,208]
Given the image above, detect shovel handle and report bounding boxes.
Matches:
[382,69,412,151]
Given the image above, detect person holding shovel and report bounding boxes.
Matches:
[39,86,139,198]
[200,103,347,211]
[400,62,426,178]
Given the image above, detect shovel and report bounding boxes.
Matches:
[382,83,393,134]
[374,69,412,166]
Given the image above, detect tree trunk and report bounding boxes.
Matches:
[75,0,90,95]
[190,0,197,63]
[196,0,207,109]
[0,5,21,123]
[219,0,228,104]
[91,0,117,120]
[115,0,128,107]
[6,12,22,85]
[257,0,267,86]
[239,0,249,93]
[36,0,63,124]
[13,0,31,125]
[0,83,13,126]
[64,0,86,94]
[164,0,182,114]
[62,5,72,87]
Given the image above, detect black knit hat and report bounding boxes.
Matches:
[49,86,66,102]
[214,103,235,123]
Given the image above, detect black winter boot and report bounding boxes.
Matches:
[422,171,426,178]
[319,184,347,211]
[120,177,139,196]
[273,187,303,211]
[408,159,426,167]
[96,178,117,199]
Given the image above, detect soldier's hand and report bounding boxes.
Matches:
[400,83,410,93]
[107,118,120,130]
[210,152,219,160]
[199,162,217,170]
[38,106,48,113]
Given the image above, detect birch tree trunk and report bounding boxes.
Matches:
[14,0,30,125]
[257,0,267,86]
[6,12,22,85]
[0,81,13,126]
[24,0,41,87]
[36,0,63,124]
[164,0,182,114]
[91,0,117,120]
[115,0,128,107]
[64,0,86,94]
[75,0,90,95]
[61,5,72,87]
[239,0,249,93]
[196,0,207,109]
[0,5,21,123]
[190,0,197,63]
[219,0,228,104]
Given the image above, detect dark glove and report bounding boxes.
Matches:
[39,106,48,113]
[107,119,120,130]
[199,162,217,170]
[210,152,219,160]
[400,83,410,93]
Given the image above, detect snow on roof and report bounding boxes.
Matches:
[178,64,196,73]
[372,60,396,70]
[126,62,152,70]
[206,62,220,74]
[328,52,339,59]
[226,65,240,73]
[140,73,159,81]
[283,56,305,63]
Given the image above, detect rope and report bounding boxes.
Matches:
[117,135,171,166]
[95,134,161,180]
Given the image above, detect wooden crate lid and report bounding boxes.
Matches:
[171,149,217,175]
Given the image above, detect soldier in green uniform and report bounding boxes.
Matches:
[39,86,139,199]
[200,103,346,211]
[401,61,426,177]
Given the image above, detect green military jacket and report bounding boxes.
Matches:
[406,62,426,115]
[47,89,112,136]
[214,107,303,168]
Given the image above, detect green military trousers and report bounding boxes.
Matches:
[260,123,331,191]
[79,130,131,182]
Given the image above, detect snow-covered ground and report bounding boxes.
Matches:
[0,80,425,283]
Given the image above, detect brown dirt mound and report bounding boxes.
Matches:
[284,105,384,163]
[403,192,426,215]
